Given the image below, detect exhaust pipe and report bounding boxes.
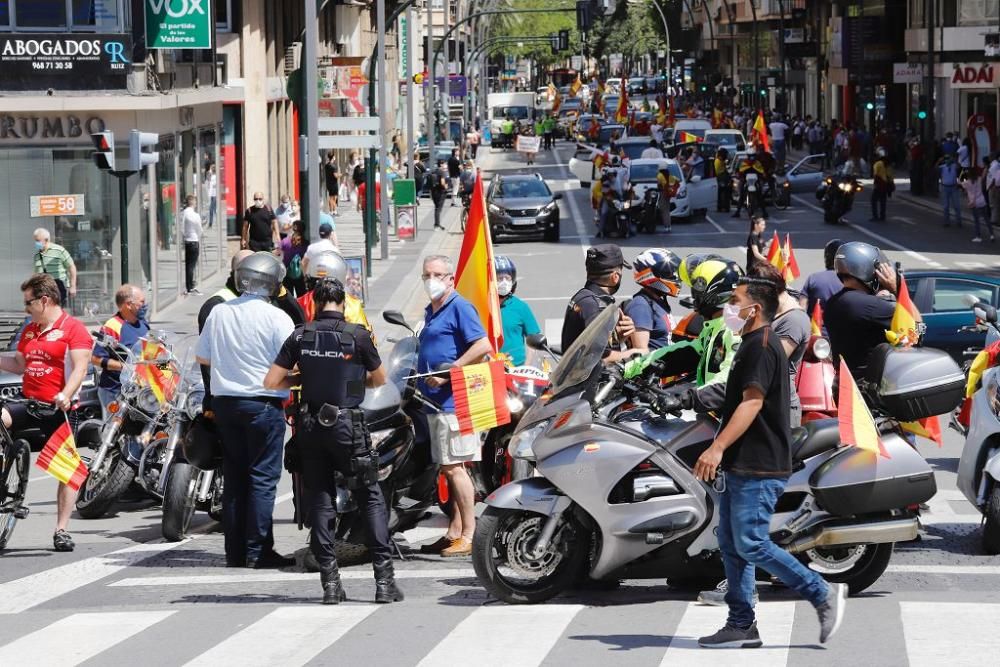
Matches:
[786,517,918,554]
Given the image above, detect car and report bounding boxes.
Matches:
[672,119,713,143]
[624,158,717,221]
[486,174,562,242]
[605,78,622,94]
[703,129,747,153]
[626,77,646,95]
[572,114,605,142]
[727,151,824,194]
[603,95,620,116]
[903,271,1000,363]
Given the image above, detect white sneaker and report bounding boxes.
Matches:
[972,237,983,243]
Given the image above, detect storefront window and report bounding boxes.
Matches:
[7,0,122,30]
[155,135,179,309]
[16,0,67,27]
[71,0,121,30]
[0,2,9,27]
[198,128,223,278]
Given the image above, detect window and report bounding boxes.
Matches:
[0,1,9,27]
[6,0,122,31]
[959,0,1000,26]
[71,0,121,31]
[217,0,231,31]
[932,279,995,313]
[16,0,66,27]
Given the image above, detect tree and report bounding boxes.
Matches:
[482,0,581,70]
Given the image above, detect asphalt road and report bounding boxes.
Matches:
[1,142,999,667]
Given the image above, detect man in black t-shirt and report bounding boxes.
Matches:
[448,149,462,206]
[242,192,280,252]
[695,276,846,649]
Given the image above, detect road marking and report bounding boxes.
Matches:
[887,564,1000,575]
[659,601,796,665]
[955,260,988,270]
[704,214,726,234]
[0,610,175,663]
[545,318,563,348]
[418,604,583,667]
[109,568,478,587]
[892,216,918,226]
[902,602,1000,667]
[552,145,592,257]
[183,605,379,667]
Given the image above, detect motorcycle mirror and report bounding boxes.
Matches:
[976,305,998,324]
[526,334,548,351]
[963,294,982,308]
[382,309,413,333]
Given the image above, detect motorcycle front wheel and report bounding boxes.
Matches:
[76,448,136,519]
[161,462,198,542]
[982,485,1000,555]
[799,541,893,595]
[472,506,588,604]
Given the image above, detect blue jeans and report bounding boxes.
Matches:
[972,206,993,239]
[717,472,829,628]
[941,185,961,226]
[213,397,286,562]
[773,139,786,165]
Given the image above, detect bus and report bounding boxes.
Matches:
[550,68,578,88]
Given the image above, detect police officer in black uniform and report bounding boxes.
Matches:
[560,244,637,362]
[264,278,403,605]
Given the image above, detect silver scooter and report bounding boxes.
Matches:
[956,298,1000,554]
[473,306,943,604]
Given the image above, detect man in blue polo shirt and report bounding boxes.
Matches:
[415,254,492,558]
[92,284,150,414]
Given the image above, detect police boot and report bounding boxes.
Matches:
[373,557,405,603]
[320,563,347,605]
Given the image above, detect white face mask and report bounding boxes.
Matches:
[722,302,754,334]
[424,277,448,301]
[497,278,513,297]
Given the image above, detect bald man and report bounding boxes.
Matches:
[241,192,280,253]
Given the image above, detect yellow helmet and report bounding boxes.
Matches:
[690,259,744,317]
[679,253,726,286]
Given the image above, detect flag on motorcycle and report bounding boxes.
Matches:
[450,360,512,436]
[750,110,771,153]
[810,303,824,336]
[837,359,891,459]
[615,88,629,123]
[35,418,88,490]
[137,338,179,404]
[958,340,1000,428]
[884,276,920,347]
[455,171,504,352]
[900,416,943,446]
[570,75,582,97]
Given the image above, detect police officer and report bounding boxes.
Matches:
[264,277,403,605]
[561,244,636,362]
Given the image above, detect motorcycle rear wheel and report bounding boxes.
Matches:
[799,541,893,595]
[76,449,136,519]
[982,485,1000,555]
[161,463,198,542]
[472,506,588,604]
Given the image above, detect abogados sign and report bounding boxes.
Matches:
[0,34,131,91]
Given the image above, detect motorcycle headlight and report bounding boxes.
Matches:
[839,182,852,192]
[185,389,205,419]
[508,419,549,461]
[507,394,525,415]
[136,388,160,414]
[812,338,831,361]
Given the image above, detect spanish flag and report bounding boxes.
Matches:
[766,230,782,266]
[552,88,562,113]
[885,276,920,347]
[595,79,604,111]
[750,110,771,153]
[615,88,629,124]
[676,131,703,144]
[569,75,582,97]
[838,359,891,459]
[593,150,610,171]
[138,338,179,404]
[781,234,801,282]
[455,170,504,352]
[450,360,511,436]
[810,302,824,336]
[900,416,943,446]
[655,94,667,125]
[666,96,676,127]
[35,419,88,490]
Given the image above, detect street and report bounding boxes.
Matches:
[2,142,999,667]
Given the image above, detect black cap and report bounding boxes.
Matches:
[319,222,333,238]
[586,244,631,273]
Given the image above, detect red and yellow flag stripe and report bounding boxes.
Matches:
[838,359,890,459]
[450,360,511,436]
[35,419,88,490]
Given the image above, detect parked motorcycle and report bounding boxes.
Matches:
[797,335,838,422]
[639,188,660,234]
[472,306,952,604]
[817,173,862,224]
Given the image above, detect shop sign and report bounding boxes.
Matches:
[0,114,106,140]
[0,34,130,91]
[145,0,212,49]
[951,63,999,89]
[783,28,805,44]
[893,63,925,84]
[30,194,85,218]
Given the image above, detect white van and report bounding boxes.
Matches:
[487,92,537,139]
[671,119,713,144]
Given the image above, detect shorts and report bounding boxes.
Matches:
[3,398,65,439]
[428,413,482,465]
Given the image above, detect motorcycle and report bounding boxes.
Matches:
[817,173,862,224]
[472,305,950,604]
[797,334,838,423]
[639,188,660,234]
[602,193,633,239]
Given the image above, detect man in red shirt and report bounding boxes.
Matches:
[0,274,93,551]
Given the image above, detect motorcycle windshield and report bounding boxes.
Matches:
[386,335,419,395]
[548,305,619,400]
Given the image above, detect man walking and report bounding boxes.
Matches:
[431,160,448,230]
[92,284,149,414]
[33,228,77,305]
[870,148,892,222]
[939,154,962,227]
[242,192,280,252]
[182,194,203,294]
[694,275,846,648]
[448,148,462,206]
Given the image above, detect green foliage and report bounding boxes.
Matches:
[482,0,580,67]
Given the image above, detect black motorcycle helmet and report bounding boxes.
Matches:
[182,414,223,471]
[690,259,745,318]
[823,238,845,270]
[834,241,881,293]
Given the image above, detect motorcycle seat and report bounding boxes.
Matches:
[791,418,841,462]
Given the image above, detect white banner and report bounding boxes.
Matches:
[515,135,540,153]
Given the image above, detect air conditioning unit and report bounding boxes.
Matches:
[284,42,302,74]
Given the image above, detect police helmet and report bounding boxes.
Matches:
[823,238,845,270]
[182,414,223,471]
[633,248,682,297]
[235,252,285,297]
[494,255,517,285]
[690,259,744,317]
[679,252,726,287]
[834,241,882,293]
[308,250,348,283]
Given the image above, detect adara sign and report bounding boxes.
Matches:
[951,63,1000,89]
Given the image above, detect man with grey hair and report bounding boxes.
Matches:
[413,254,492,557]
[92,284,150,413]
[33,227,77,305]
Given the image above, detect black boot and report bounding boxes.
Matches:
[320,563,347,605]
[373,558,404,603]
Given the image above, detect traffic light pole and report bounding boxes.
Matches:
[110,170,136,283]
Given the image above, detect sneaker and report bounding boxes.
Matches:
[816,582,848,644]
[440,536,472,558]
[698,579,759,607]
[188,288,203,295]
[972,237,983,242]
[53,529,75,552]
[698,622,763,649]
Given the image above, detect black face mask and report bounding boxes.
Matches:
[607,274,622,295]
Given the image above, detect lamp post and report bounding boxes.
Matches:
[749,0,759,108]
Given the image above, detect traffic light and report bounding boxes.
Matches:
[576,1,592,31]
[558,29,570,51]
[128,130,160,172]
[917,95,928,120]
[917,110,928,120]
[550,33,559,54]
[700,84,707,92]
[865,101,875,111]
[91,132,115,171]
[760,88,767,97]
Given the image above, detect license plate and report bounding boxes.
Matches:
[511,217,537,226]
[748,185,757,192]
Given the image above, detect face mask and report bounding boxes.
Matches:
[424,278,447,301]
[723,303,753,334]
[34,241,44,250]
[497,278,513,297]
[254,200,264,208]
[607,273,622,295]
[136,304,149,321]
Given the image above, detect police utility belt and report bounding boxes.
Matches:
[297,403,378,488]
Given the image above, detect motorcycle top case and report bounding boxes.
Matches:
[865,344,965,422]
[809,434,937,516]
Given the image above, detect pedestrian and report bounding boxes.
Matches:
[656,165,678,231]
[205,163,218,228]
[988,152,1000,230]
[264,277,403,604]
[348,151,362,201]
[641,138,664,159]
[281,219,309,297]
[870,148,892,222]
[241,192,280,252]
[543,114,556,149]
[274,194,294,238]
[0,274,93,552]
[941,132,958,157]
[448,149,462,206]
[181,195,203,295]
[324,152,340,215]
[961,167,994,243]
[958,137,972,177]
[195,252,296,569]
[301,221,339,276]
[415,255,493,558]
[92,284,149,414]
[466,126,480,160]
[495,256,541,367]
[390,133,402,169]
[32,228,77,306]
[745,216,767,271]
[768,115,789,167]
[799,239,846,319]
[939,154,962,227]
[715,148,732,212]
[694,273,846,649]
[431,160,448,230]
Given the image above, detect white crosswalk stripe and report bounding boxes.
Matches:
[659,601,797,665]
[901,602,1000,667]
[182,605,379,667]
[0,611,175,665]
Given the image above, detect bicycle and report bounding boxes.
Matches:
[0,398,45,550]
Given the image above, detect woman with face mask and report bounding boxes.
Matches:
[494,256,541,367]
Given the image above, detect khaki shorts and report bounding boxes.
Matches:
[428,413,482,465]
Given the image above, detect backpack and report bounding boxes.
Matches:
[288,253,303,280]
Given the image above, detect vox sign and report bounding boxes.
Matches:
[145,0,211,49]
[951,63,999,89]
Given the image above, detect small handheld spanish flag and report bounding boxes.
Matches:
[885,276,920,347]
[766,230,782,266]
[810,303,824,336]
[838,360,891,459]
[36,418,88,490]
[451,360,511,436]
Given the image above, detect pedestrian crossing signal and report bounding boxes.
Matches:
[917,110,927,120]
[91,131,115,171]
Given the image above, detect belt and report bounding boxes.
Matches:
[215,395,284,407]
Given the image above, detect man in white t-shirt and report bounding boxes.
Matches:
[769,116,790,166]
[182,194,204,295]
[302,221,340,276]
[641,139,664,159]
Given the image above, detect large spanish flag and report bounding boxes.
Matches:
[451,360,511,436]
[750,110,771,153]
[615,88,629,124]
[455,170,503,352]
[838,359,890,459]
[35,419,88,490]
[885,276,920,347]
